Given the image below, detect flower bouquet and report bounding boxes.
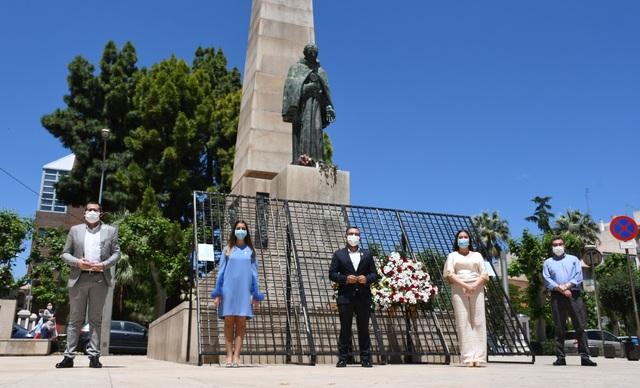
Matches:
[298,154,315,166]
[372,252,438,310]
[297,154,338,184]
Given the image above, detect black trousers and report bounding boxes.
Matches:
[551,291,589,358]
[337,294,372,362]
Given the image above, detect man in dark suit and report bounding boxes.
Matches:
[329,226,378,368]
[55,201,121,369]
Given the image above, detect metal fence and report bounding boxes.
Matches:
[193,192,533,365]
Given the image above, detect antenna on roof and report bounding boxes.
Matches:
[585,188,590,215]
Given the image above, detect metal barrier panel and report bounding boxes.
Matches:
[193,192,533,365]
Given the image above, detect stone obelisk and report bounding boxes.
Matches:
[230,0,349,204]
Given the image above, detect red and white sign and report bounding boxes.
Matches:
[610,216,639,242]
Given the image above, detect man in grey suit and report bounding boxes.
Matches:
[55,201,121,369]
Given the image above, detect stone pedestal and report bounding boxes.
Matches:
[270,164,349,205]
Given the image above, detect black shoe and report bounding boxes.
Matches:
[552,358,566,366]
[336,360,347,368]
[581,358,597,367]
[361,361,372,368]
[55,356,74,368]
[89,356,102,368]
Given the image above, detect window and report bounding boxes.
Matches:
[38,168,69,213]
[124,322,146,333]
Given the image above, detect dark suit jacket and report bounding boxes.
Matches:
[61,222,121,288]
[329,247,378,305]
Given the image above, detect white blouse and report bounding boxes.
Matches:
[443,251,489,283]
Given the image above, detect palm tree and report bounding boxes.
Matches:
[472,210,510,261]
[553,209,600,245]
[525,196,554,233]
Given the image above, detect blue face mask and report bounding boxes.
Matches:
[458,238,470,248]
[235,229,247,239]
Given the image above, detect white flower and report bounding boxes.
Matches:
[372,251,438,309]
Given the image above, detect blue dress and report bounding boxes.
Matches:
[210,245,264,319]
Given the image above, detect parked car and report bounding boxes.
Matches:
[12,322,59,353]
[78,320,148,355]
[11,323,34,339]
[564,329,624,357]
[617,336,639,344]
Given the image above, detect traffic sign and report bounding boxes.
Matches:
[610,216,638,242]
[583,249,602,266]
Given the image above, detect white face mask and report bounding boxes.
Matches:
[552,246,565,256]
[347,235,360,247]
[457,238,470,248]
[85,210,100,224]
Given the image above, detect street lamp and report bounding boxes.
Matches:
[97,127,114,354]
[98,128,111,204]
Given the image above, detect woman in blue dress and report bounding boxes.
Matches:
[211,220,264,367]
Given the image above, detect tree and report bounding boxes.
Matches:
[595,253,627,277]
[28,228,69,309]
[41,41,141,212]
[525,196,554,233]
[598,268,640,335]
[596,253,637,332]
[553,209,600,245]
[42,42,242,223]
[115,207,191,321]
[0,210,33,294]
[472,210,510,261]
[117,48,242,222]
[508,230,549,341]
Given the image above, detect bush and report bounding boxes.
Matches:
[530,340,556,355]
[530,341,543,355]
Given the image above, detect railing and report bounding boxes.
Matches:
[192,192,533,365]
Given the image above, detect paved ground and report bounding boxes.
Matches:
[0,355,638,387]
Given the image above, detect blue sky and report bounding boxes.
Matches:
[1,1,639,279]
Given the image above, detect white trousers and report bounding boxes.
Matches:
[451,283,487,364]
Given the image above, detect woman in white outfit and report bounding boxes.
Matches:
[443,230,489,367]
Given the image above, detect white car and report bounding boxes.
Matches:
[564,329,624,358]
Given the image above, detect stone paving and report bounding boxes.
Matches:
[0,355,637,387]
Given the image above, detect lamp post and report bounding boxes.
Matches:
[97,128,114,353]
[98,128,111,204]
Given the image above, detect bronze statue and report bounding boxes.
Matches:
[282,43,335,164]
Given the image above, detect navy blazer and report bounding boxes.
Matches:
[329,247,378,305]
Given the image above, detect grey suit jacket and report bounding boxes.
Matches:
[61,222,121,287]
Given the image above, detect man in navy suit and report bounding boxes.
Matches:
[329,226,378,367]
[55,201,121,369]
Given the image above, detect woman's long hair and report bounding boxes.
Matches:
[452,229,475,252]
[225,220,256,260]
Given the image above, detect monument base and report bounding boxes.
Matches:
[270,164,349,204]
